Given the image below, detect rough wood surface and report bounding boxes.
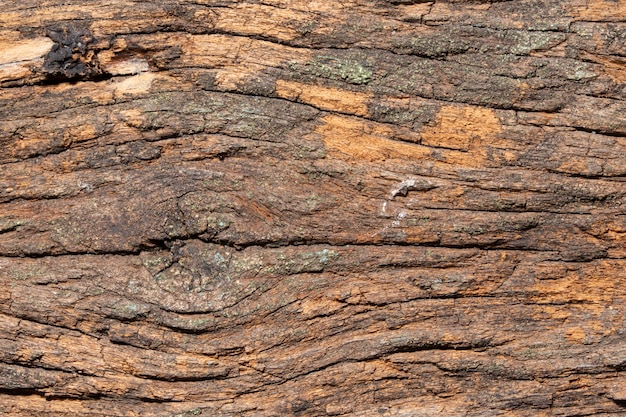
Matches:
[1,1,625,416]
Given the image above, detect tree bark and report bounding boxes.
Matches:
[1,1,625,416]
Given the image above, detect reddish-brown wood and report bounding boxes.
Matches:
[1,1,625,416]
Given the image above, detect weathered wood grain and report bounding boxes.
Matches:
[1,0,625,416]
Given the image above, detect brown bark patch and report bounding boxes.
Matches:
[276,80,372,116]
[420,105,503,152]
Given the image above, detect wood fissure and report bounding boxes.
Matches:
[1,0,625,416]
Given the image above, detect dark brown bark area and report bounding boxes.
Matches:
[1,1,625,416]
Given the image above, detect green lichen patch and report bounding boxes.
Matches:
[171,408,203,417]
[107,299,151,320]
[263,248,339,275]
[291,55,373,85]
[392,32,472,58]
[0,217,26,233]
[506,30,566,55]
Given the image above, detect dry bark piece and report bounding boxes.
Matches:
[0,0,625,416]
[44,24,95,74]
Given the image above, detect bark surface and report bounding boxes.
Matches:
[1,1,626,416]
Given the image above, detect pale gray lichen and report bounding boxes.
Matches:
[293,56,373,85]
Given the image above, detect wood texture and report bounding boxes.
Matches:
[1,1,625,416]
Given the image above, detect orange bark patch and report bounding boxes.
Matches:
[564,327,587,344]
[421,105,503,151]
[316,114,429,162]
[529,260,626,315]
[184,35,312,91]
[579,52,626,84]
[214,3,305,41]
[300,297,343,319]
[569,0,626,20]
[276,80,371,117]
[63,124,99,146]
